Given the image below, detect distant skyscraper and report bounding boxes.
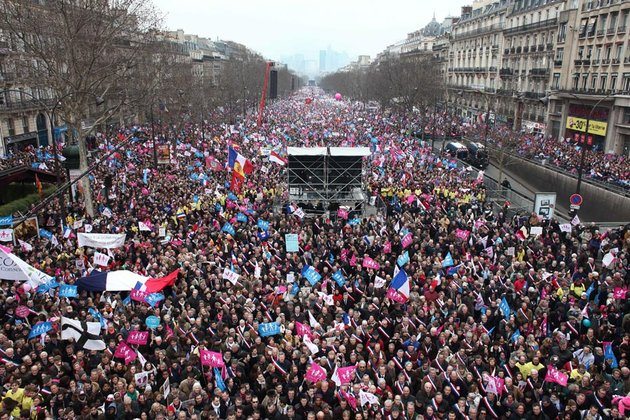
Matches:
[319,50,327,72]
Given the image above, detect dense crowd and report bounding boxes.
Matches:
[0,89,628,420]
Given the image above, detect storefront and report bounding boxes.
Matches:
[564,104,609,151]
[3,131,39,153]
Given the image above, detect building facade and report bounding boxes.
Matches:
[546,0,630,155]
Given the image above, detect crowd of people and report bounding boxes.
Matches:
[0,89,628,420]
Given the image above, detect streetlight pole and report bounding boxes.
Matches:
[151,104,157,169]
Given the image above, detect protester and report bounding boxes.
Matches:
[0,88,628,420]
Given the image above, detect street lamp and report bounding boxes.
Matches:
[540,92,612,201]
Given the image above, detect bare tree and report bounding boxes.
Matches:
[1,0,162,216]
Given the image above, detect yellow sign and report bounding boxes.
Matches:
[566,116,608,136]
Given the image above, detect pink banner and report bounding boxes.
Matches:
[305,362,327,383]
[127,331,149,345]
[455,229,470,241]
[114,342,137,364]
[362,256,380,270]
[544,365,568,386]
[349,255,357,267]
[613,287,627,299]
[337,208,349,220]
[340,249,349,262]
[200,349,225,367]
[383,241,391,254]
[401,233,413,249]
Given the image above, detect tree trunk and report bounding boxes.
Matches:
[76,126,95,217]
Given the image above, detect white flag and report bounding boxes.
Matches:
[308,311,321,330]
[374,276,386,289]
[331,365,341,387]
[18,240,33,252]
[162,377,171,399]
[293,208,305,219]
[559,223,572,233]
[359,390,380,406]
[84,224,93,233]
[317,292,334,306]
[222,267,240,285]
[571,215,581,226]
[138,222,152,232]
[0,229,13,242]
[303,335,319,354]
[93,252,110,267]
[60,317,105,350]
[137,349,147,367]
[134,370,151,388]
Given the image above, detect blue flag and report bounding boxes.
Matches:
[227,192,238,202]
[348,217,361,226]
[236,213,248,223]
[28,321,53,339]
[257,219,270,231]
[332,271,346,287]
[222,222,235,236]
[258,231,270,241]
[302,266,322,286]
[585,282,595,299]
[214,367,226,391]
[145,293,165,307]
[603,342,618,368]
[511,329,521,342]
[258,322,281,337]
[441,252,454,268]
[88,308,106,328]
[37,279,59,294]
[291,282,299,295]
[397,251,410,267]
[39,229,53,240]
[0,215,13,226]
[59,284,78,298]
[122,295,131,305]
[214,203,222,213]
[500,297,511,320]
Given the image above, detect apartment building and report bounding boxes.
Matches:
[547,0,630,154]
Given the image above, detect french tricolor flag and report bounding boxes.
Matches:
[386,266,410,303]
[76,269,179,293]
[269,151,287,166]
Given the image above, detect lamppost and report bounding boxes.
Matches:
[540,92,612,197]
[471,88,492,148]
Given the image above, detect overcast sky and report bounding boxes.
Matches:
[153,0,468,60]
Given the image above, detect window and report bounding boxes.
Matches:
[596,46,602,60]
[558,23,567,42]
[621,11,629,30]
[581,73,589,90]
[587,16,598,36]
[610,13,618,31]
[600,15,607,32]
[552,73,561,89]
[587,46,593,59]
[572,73,580,90]
[579,18,588,37]
[591,74,598,90]
[605,45,612,59]
[555,47,564,61]
[624,106,630,124]
[7,118,15,136]
[623,73,630,92]
[611,74,618,91]
[615,44,623,60]
[21,116,28,133]
[600,75,608,91]
[578,46,585,58]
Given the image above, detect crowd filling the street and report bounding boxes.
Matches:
[0,89,628,420]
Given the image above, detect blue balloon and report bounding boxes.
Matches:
[582,318,591,327]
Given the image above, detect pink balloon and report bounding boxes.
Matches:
[334,93,342,100]
[22,284,32,292]
[141,188,149,196]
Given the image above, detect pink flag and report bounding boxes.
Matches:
[386,287,408,303]
[340,389,358,410]
[613,287,627,299]
[114,342,137,364]
[544,365,568,386]
[362,256,380,270]
[200,349,225,367]
[295,321,313,338]
[130,289,149,303]
[337,208,349,220]
[401,232,413,249]
[349,254,357,267]
[455,229,470,241]
[335,365,357,385]
[383,241,391,254]
[305,362,327,383]
[127,331,149,345]
[340,249,349,262]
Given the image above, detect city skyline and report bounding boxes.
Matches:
[152,0,466,65]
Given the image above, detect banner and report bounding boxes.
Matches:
[258,322,281,337]
[401,232,413,248]
[0,216,13,226]
[28,321,53,339]
[544,365,568,386]
[302,266,321,286]
[200,349,225,367]
[127,331,149,345]
[77,233,126,249]
[362,256,380,270]
[305,363,327,383]
[566,116,607,136]
[0,245,53,286]
[114,342,137,364]
[0,229,13,242]
[94,252,110,267]
[157,144,171,165]
[332,271,346,287]
[397,251,409,267]
[222,267,240,285]
[285,234,299,252]
[59,284,78,298]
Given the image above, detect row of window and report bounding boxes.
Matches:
[5,117,31,137]
[555,72,630,91]
[578,10,629,37]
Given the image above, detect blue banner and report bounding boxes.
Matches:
[0,216,13,226]
[227,192,238,202]
[603,342,619,368]
[258,231,269,241]
[146,315,160,329]
[257,219,270,231]
[332,271,346,287]
[441,252,454,268]
[236,213,248,223]
[348,217,361,226]
[397,251,410,267]
[214,367,227,391]
[500,297,511,320]
[59,284,78,298]
[28,321,53,339]
[258,322,281,337]
[37,279,59,294]
[221,222,235,236]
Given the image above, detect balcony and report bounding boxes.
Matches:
[546,43,554,51]
[524,92,546,99]
[618,26,627,34]
[452,24,505,40]
[596,29,605,37]
[0,98,56,112]
[523,46,530,53]
[611,58,620,65]
[503,18,558,35]
[574,59,583,66]
[529,68,549,77]
[538,44,545,52]
[592,59,600,65]
[516,46,522,53]
[504,48,510,55]
[554,60,563,66]
[510,47,516,54]
[602,58,611,65]
[607,28,616,35]
[499,68,514,77]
